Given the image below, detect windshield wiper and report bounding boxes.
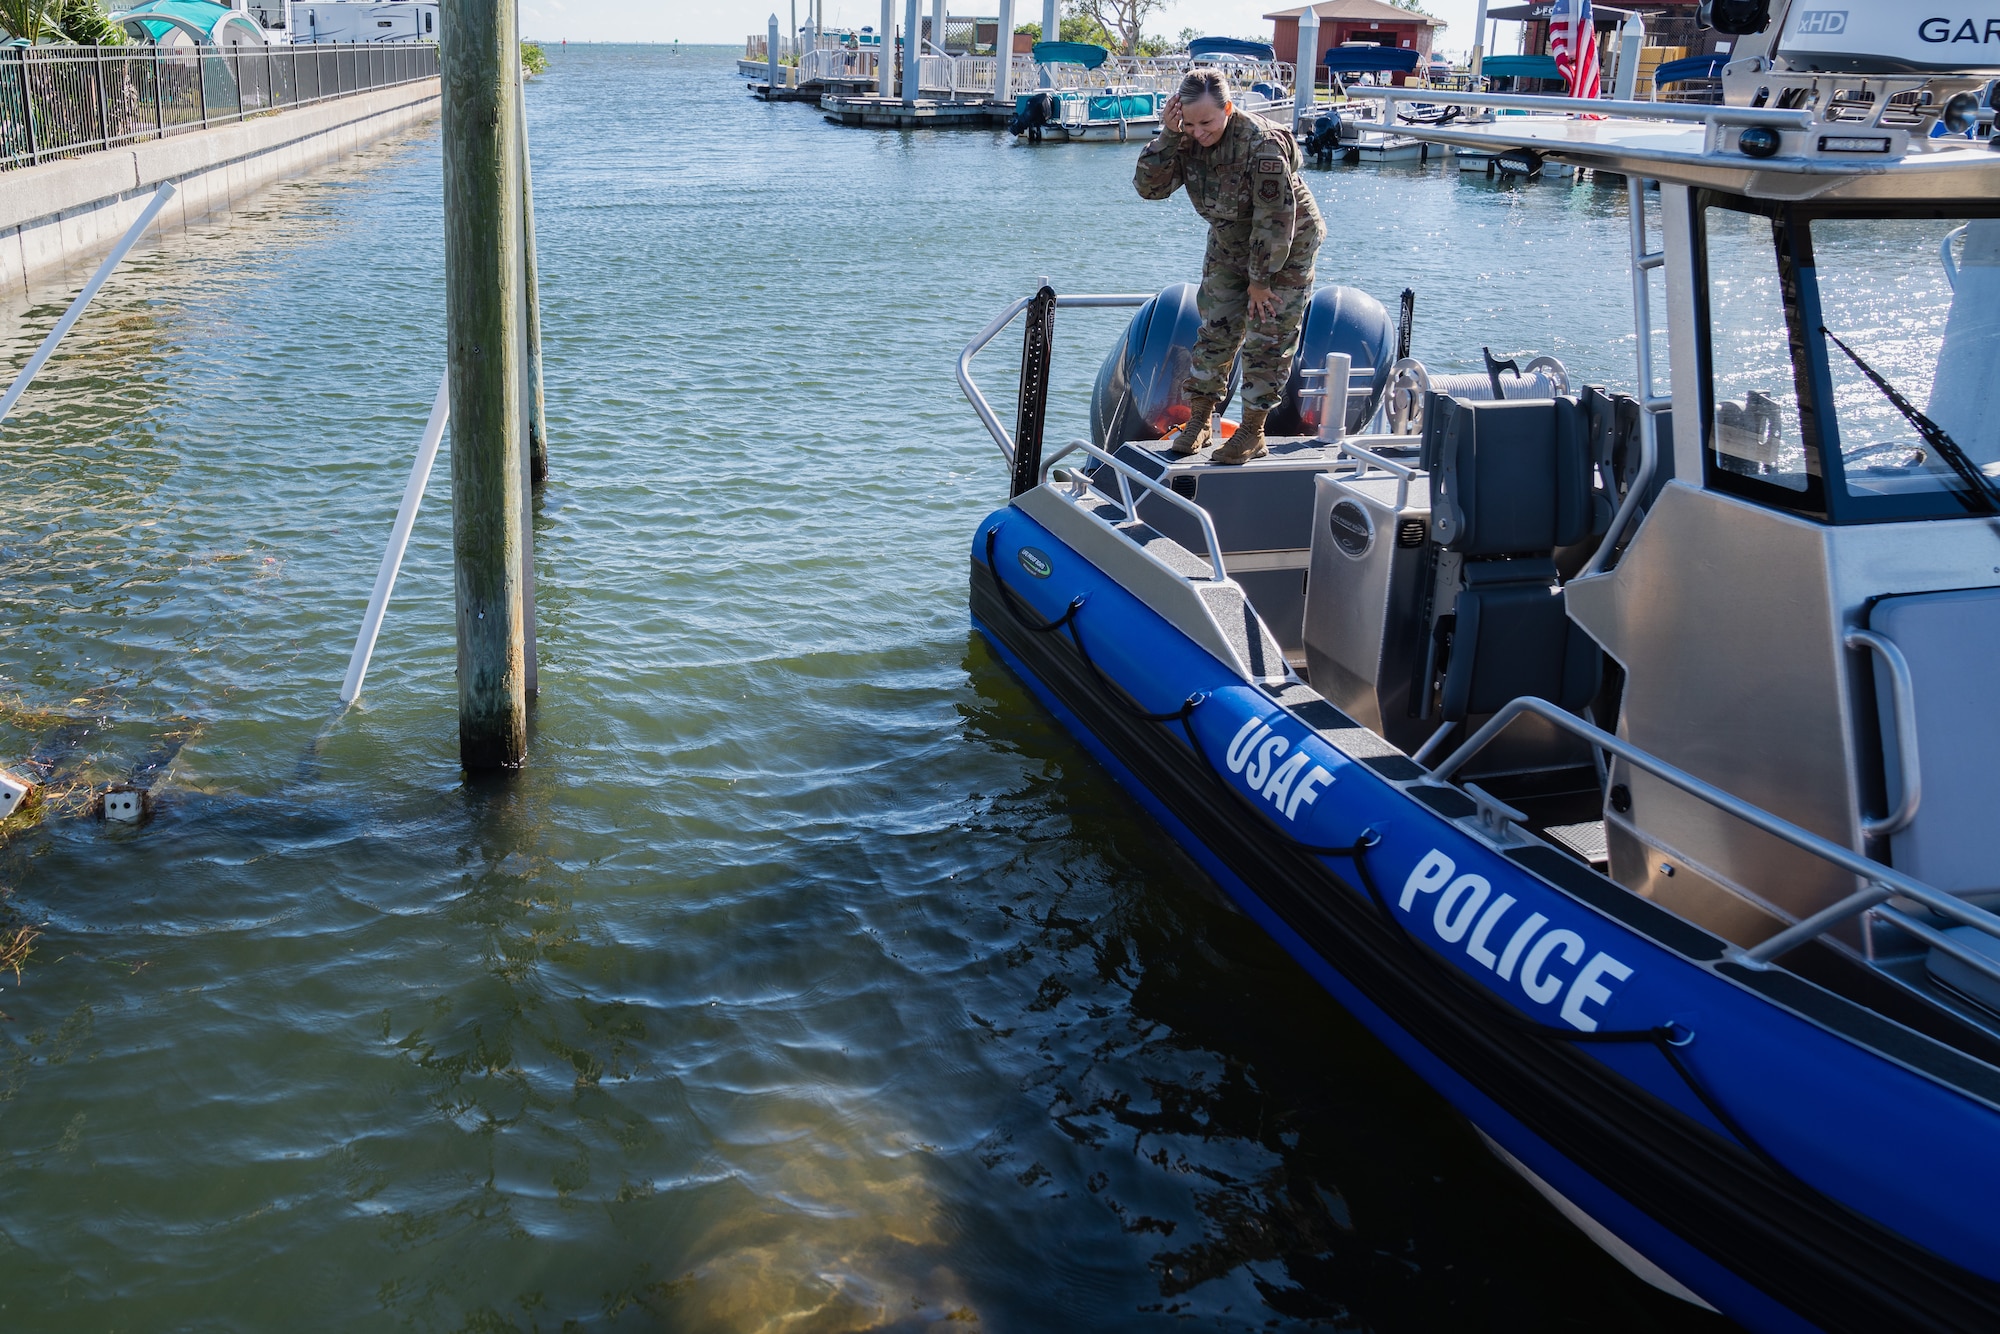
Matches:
[1821,325,2000,513]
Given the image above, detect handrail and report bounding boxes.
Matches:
[1040,438,1230,584]
[956,292,1152,466]
[1334,437,1418,510]
[1346,85,1819,130]
[1846,629,1922,839]
[1578,174,1664,580]
[1427,695,2000,984]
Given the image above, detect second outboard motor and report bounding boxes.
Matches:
[1009,91,1057,142]
[1090,283,1238,450]
[1267,285,1395,438]
[1305,113,1342,168]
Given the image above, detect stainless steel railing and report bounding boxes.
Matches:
[1428,695,2000,991]
[956,292,1151,466]
[1040,438,1230,584]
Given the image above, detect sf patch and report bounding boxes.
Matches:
[1257,158,1285,173]
[1258,178,1283,202]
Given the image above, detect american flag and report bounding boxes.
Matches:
[1549,0,1601,101]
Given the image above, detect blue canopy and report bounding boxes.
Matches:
[1189,36,1274,61]
[1321,45,1419,75]
[1652,52,1726,87]
[1032,40,1109,68]
[1480,54,1563,79]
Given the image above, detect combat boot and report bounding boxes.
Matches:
[1171,396,1218,456]
[1213,407,1269,465]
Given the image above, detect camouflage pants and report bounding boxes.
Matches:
[1184,230,1320,412]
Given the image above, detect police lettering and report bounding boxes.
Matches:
[1399,848,1635,1032]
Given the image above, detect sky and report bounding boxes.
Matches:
[519,0,1514,63]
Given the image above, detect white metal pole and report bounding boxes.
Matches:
[767,13,779,93]
[790,0,798,63]
[1613,12,1644,101]
[902,0,921,99]
[1469,0,1489,83]
[1037,0,1055,84]
[878,0,894,94]
[0,183,176,428]
[993,0,1014,103]
[340,376,450,705]
[1295,5,1319,126]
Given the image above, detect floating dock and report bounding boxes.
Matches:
[820,95,1005,129]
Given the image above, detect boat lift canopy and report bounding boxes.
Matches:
[1189,36,1275,61]
[1321,45,1419,76]
[1031,40,1108,68]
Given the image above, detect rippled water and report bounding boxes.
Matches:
[0,46,1730,1331]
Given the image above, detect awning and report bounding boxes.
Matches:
[1032,40,1108,67]
[1189,36,1275,61]
[1320,44,1420,74]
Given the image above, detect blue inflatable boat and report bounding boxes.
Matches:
[957,13,2000,1329]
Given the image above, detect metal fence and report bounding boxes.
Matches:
[0,42,439,172]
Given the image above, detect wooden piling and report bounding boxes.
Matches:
[514,8,543,698]
[442,0,528,770]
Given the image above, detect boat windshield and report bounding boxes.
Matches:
[1702,200,2000,522]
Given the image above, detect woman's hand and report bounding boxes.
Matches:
[1248,282,1279,322]
[1162,94,1183,133]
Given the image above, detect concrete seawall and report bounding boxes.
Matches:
[0,77,440,297]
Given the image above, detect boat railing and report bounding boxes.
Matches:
[1346,85,1818,137]
[1428,696,2000,994]
[1040,439,1230,584]
[957,292,1152,466]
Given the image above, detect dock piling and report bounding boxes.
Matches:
[877,0,894,95]
[1295,5,1319,128]
[442,0,529,770]
[767,14,779,95]
[901,0,921,101]
[1039,0,1055,85]
[993,0,1014,105]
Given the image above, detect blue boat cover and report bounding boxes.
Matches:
[1321,45,1421,75]
[1086,92,1158,119]
[1652,52,1726,86]
[1032,40,1109,68]
[1189,36,1275,60]
[1480,53,1563,79]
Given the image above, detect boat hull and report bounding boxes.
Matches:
[968,500,2000,1334]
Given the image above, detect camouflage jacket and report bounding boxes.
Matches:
[1133,109,1324,284]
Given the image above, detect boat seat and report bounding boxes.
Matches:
[1426,395,1601,722]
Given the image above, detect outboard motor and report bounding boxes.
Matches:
[1009,91,1056,142]
[1090,283,1238,450]
[1266,285,1395,438]
[1305,113,1342,168]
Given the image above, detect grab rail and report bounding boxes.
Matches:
[1041,438,1230,584]
[1428,695,2000,990]
[957,292,1151,466]
[1845,629,1922,839]
[1334,438,1418,510]
[1347,85,1819,131]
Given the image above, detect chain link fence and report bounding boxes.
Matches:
[0,43,439,172]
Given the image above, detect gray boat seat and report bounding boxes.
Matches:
[1427,395,1601,722]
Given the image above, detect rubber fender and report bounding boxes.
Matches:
[1090,282,1239,450]
[1267,284,1396,438]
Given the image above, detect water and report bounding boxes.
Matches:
[0,46,1730,1331]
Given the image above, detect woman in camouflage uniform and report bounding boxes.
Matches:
[1134,70,1326,464]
